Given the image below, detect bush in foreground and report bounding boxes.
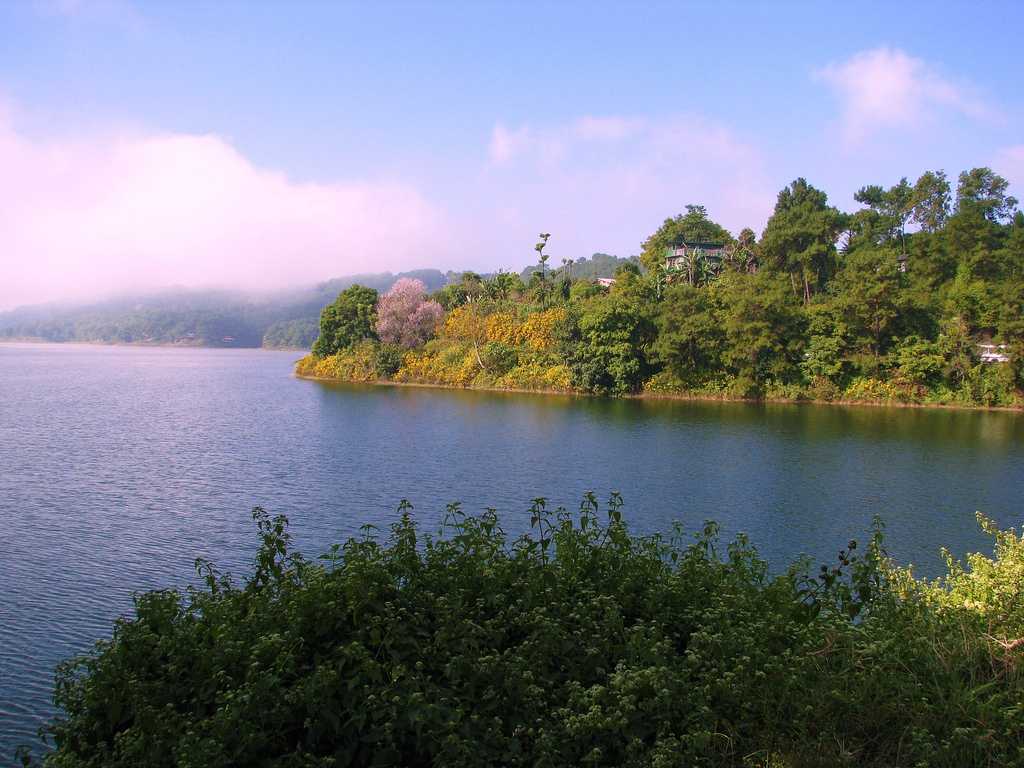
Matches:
[36,498,1024,767]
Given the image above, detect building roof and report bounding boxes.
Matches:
[671,240,727,250]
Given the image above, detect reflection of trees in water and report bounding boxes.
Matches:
[632,399,1024,450]
[319,380,1024,449]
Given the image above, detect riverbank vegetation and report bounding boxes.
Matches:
[298,167,1024,408]
[35,497,1024,766]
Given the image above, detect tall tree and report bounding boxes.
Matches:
[955,167,1019,223]
[830,247,907,363]
[535,233,552,279]
[853,178,914,253]
[948,168,1018,280]
[911,170,951,233]
[716,270,805,393]
[653,283,723,384]
[312,285,380,357]
[760,179,844,304]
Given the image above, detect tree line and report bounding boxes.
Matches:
[300,166,1023,407]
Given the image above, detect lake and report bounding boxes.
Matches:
[1,342,1023,758]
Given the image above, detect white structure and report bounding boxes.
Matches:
[978,343,1010,364]
[597,277,616,287]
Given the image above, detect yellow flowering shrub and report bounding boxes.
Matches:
[294,354,319,377]
[485,312,522,346]
[520,307,567,351]
[843,377,903,402]
[396,341,480,387]
[305,303,573,394]
[443,305,488,344]
[310,341,378,382]
[496,362,573,391]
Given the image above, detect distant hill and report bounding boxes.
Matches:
[516,253,641,283]
[0,270,448,350]
[439,253,639,287]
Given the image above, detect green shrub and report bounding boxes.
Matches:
[36,499,1024,767]
[763,381,809,401]
[967,362,1016,406]
[480,341,518,376]
[373,343,404,379]
[889,335,944,387]
[843,376,901,402]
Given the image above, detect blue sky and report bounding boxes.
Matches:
[1,1,1022,307]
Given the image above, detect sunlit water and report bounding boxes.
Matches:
[2,342,1023,758]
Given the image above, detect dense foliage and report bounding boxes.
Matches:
[299,167,1024,407]
[311,285,380,358]
[36,498,1024,767]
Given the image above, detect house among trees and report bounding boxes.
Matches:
[978,343,1010,364]
[664,241,731,285]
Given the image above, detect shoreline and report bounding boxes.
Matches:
[294,372,1024,414]
[0,339,306,351]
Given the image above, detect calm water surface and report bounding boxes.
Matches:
[2,343,1023,757]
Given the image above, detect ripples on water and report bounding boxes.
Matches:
[1,342,1022,758]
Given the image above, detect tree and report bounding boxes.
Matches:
[652,283,723,384]
[566,293,656,394]
[535,233,551,279]
[911,170,951,233]
[716,271,805,393]
[639,205,732,273]
[311,284,379,357]
[727,228,759,273]
[376,278,445,349]
[947,169,1017,281]
[955,167,1019,223]
[760,179,844,304]
[937,315,976,388]
[485,270,525,302]
[853,178,913,254]
[830,247,907,364]
[996,266,1024,388]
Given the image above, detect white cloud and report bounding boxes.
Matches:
[815,47,996,145]
[0,115,451,309]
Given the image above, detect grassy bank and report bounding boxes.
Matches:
[33,497,1024,767]
[295,352,1024,412]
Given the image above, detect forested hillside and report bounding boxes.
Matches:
[0,270,447,349]
[299,167,1024,408]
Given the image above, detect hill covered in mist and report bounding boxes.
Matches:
[0,270,448,350]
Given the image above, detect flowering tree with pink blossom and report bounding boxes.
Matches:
[376,278,445,348]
